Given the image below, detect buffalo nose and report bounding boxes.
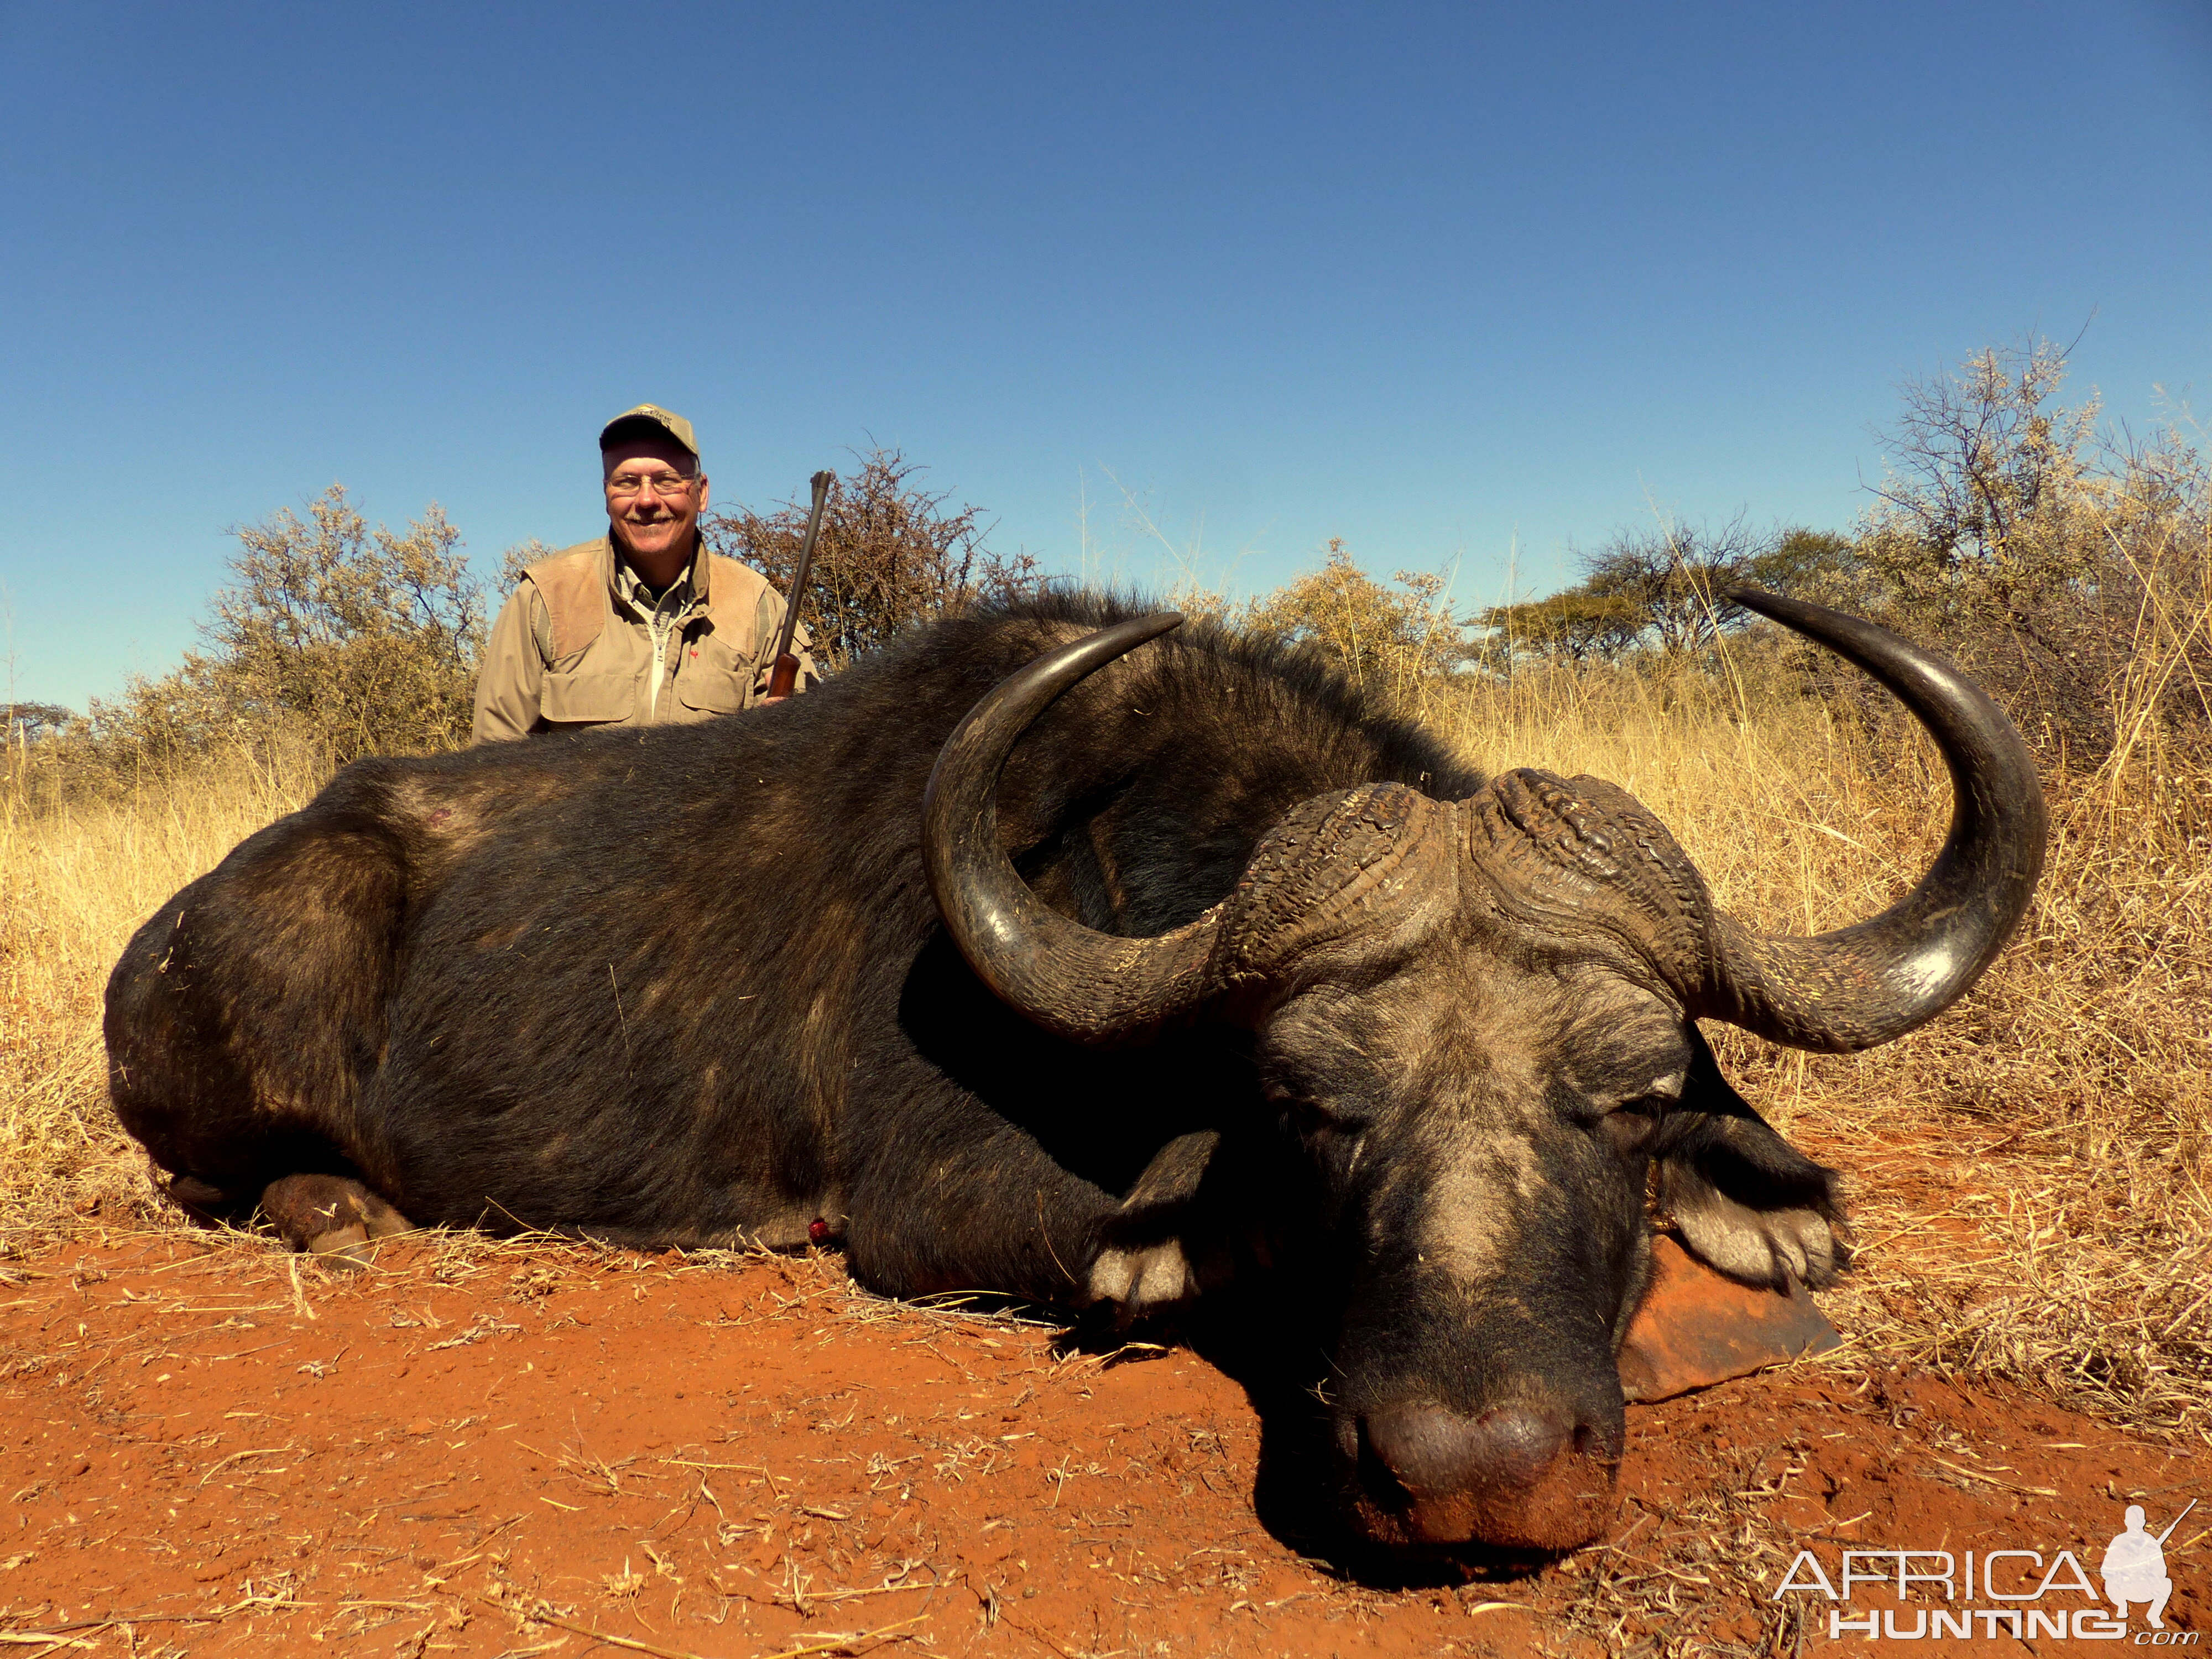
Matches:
[1366,1400,1567,1494]
[1354,1401,1616,1551]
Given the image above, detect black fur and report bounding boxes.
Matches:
[107,593,1468,1293]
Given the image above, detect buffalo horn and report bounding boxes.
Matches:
[1695,588,2048,1052]
[922,613,1227,1044]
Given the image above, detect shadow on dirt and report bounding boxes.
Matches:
[1048,1277,1562,1592]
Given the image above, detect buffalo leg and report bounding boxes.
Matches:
[841,1125,1118,1308]
[259,1173,413,1269]
[1087,1130,1278,1319]
[843,1116,1274,1319]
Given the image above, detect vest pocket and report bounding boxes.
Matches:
[676,637,751,715]
[540,671,637,724]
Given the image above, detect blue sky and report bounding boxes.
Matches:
[4,1,2209,712]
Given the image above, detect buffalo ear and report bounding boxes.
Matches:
[1651,1030,1850,1291]
[1616,1235,1842,1401]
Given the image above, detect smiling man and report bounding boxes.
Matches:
[471,404,817,743]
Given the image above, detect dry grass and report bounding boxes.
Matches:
[5,600,2208,1451]
[0,742,324,1245]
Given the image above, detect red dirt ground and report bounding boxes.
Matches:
[2,1228,2203,1658]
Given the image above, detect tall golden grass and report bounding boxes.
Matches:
[1,743,325,1239]
[4,580,2206,1441]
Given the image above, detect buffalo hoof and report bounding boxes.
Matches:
[259,1174,413,1271]
[1343,1400,1621,1552]
[1087,1239,1199,1320]
[307,1223,377,1271]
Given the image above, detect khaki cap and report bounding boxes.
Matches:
[599,404,700,461]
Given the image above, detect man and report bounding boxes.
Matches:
[472,404,817,743]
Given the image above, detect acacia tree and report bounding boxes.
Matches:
[1472,588,1645,667]
[1474,524,1857,669]
[3,701,74,743]
[1577,515,1778,655]
[705,448,1037,671]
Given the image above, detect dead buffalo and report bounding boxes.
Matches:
[105,588,2044,1554]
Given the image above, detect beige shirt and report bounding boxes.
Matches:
[472,536,818,743]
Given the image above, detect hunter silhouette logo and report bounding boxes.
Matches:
[1773,1498,2199,1642]
[2105,1500,2194,1630]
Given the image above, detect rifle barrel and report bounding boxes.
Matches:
[2153,1497,2197,1546]
[766,469,834,699]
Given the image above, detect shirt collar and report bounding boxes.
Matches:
[608,534,705,618]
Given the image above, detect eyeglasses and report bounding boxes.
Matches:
[606,471,698,498]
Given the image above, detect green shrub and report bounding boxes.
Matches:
[1240,539,1469,716]
[1858,337,2210,760]
[72,485,483,790]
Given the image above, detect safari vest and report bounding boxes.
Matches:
[470,537,812,743]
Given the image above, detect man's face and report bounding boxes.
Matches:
[603,435,709,565]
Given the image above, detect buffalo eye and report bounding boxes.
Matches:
[1265,1086,1369,1138]
[1601,1095,1667,1152]
[1599,1067,1686,1153]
